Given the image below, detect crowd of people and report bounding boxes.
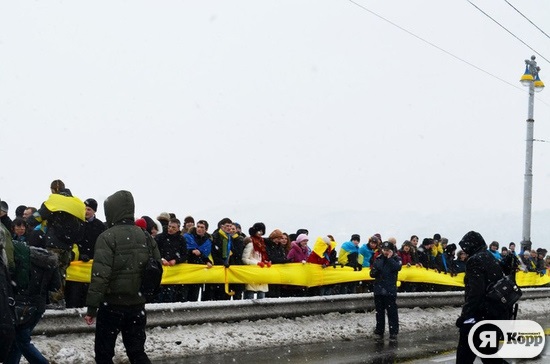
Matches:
[2,180,550,363]
[1,180,549,307]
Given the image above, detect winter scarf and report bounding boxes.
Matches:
[250,235,269,262]
[184,232,212,258]
[219,229,232,261]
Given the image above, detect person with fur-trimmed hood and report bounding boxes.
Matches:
[242,223,271,299]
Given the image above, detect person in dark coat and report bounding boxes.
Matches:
[0,200,13,232]
[7,241,61,364]
[11,217,29,243]
[417,238,435,269]
[141,215,160,237]
[210,218,245,300]
[182,220,213,302]
[26,181,86,308]
[370,241,402,342]
[443,243,457,274]
[65,198,106,308]
[0,220,15,362]
[455,231,507,364]
[265,229,291,298]
[452,250,467,273]
[155,218,187,302]
[85,190,161,364]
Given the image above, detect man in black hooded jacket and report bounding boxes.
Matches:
[455,230,507,363]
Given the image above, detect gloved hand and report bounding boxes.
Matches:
[354,264,362,272]
[257,262,265,268]
[266,261,272,268]
[455,316,464,328]
[80,254,90,262]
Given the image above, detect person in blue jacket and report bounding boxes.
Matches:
[488,241,502,261]
[359,235,380,268]
[370,241,402,342]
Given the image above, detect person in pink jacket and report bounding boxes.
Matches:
[287,234,310,263]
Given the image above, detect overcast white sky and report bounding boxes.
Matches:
[1,1,550,249]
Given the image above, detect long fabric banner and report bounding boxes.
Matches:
[66,261,550,288]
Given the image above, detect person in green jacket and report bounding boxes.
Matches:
[84,190,161,364]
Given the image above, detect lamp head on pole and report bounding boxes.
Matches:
[534,74,545,92]
[520,65,534,86]
[520,55,544,92]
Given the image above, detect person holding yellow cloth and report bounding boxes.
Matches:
[26,180,86,309]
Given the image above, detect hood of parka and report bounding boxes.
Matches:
[459,230,487,257]
[104,190,135,227]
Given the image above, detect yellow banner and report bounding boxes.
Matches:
[43,193,86,221]
[66,261,550,288]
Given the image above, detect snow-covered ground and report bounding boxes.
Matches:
[27,298,550,364]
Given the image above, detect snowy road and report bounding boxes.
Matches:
[29,298,550,363]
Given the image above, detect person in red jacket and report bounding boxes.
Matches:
[307,236,338,296]
[307,236,336,266]
[398,240,414,266]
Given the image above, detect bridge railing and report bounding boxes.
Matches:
[35,288,550,336]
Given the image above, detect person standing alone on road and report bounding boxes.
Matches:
[455,230,507,364]
[370,241,402,342]
[84,190,161,364]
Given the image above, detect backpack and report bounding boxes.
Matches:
[485,274,522,319]
[139,233,163,303]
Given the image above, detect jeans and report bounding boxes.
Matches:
[95,304,150,364]
[374,294,399,336]
[6,309,48,364]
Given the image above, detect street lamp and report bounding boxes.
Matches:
[520,55,544,252]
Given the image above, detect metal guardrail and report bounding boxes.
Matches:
[35,288,550,336]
